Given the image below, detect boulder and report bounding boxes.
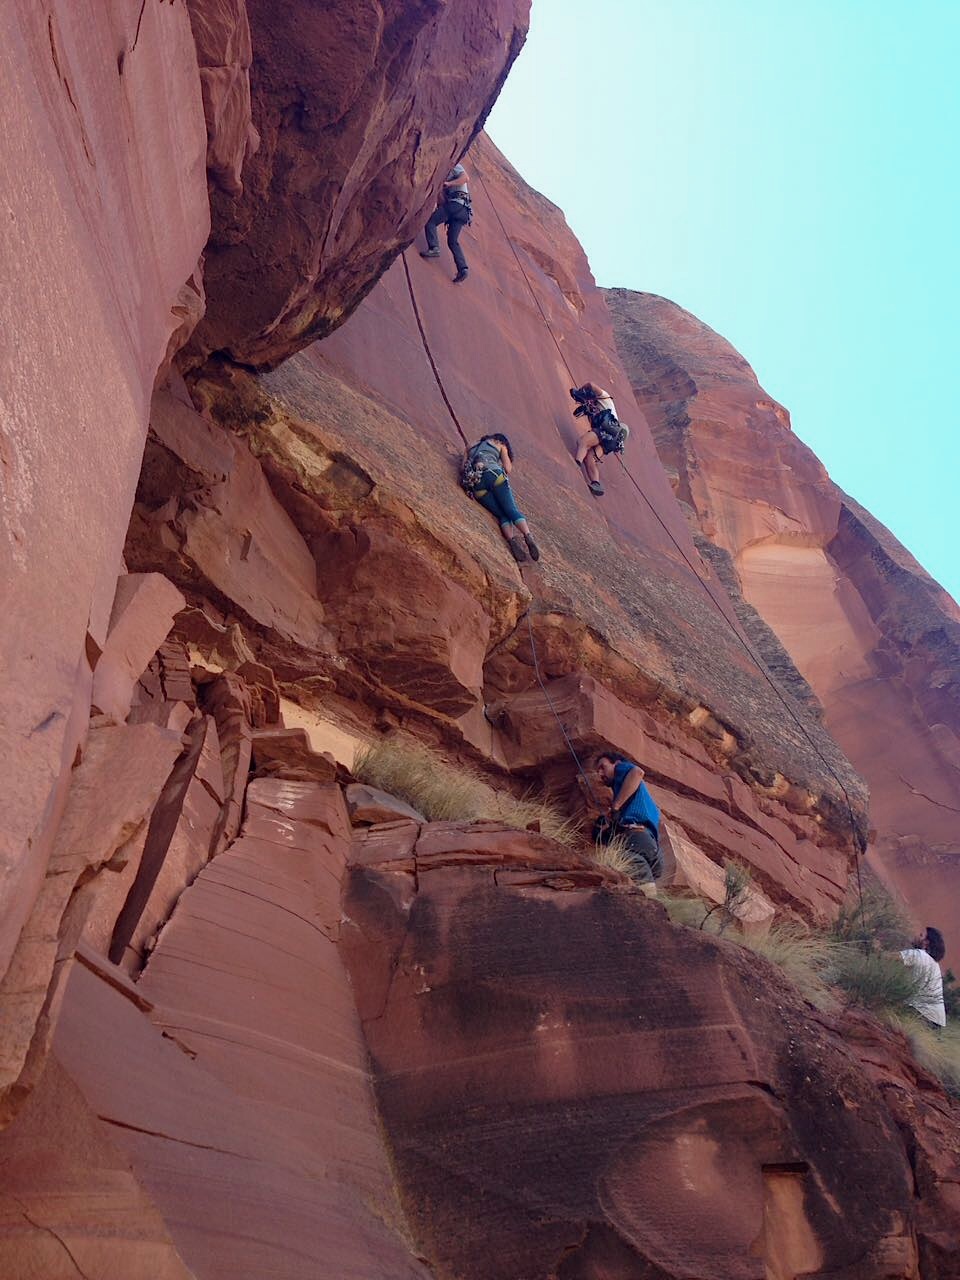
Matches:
[345,784,425,827]
[90,574,186,722]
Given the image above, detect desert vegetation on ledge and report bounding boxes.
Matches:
[353,737,579,846]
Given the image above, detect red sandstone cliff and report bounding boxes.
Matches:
[1,3,959,1277]
[605,288,960,957]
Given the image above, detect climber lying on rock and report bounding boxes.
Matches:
[570,383,630,496]
[461,433,540,563]
[593,751,663,884]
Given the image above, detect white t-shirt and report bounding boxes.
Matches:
[900,948,946,1026]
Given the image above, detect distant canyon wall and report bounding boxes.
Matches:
[606,287,960,952]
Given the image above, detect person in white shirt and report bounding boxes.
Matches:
[900,926,947,1028]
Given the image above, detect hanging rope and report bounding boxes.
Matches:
[474,167,580,386]
[475,160,869,904]
[525,613,602,808]
[401,250,469,447]
[401,243,599,804]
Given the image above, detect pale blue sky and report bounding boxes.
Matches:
[487,0,959,601]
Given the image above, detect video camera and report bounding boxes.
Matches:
[570,386,597,418]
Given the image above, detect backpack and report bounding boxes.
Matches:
[459,446,486,495]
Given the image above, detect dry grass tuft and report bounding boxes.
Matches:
[590,835,640,879]
[352,738,578,845]
[737,925,842,1009]
[892,1016,960,1095]
[659,890,711,929]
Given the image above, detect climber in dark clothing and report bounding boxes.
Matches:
[593,751,663,884]
[570,383,630,496]
[420,162,472,283]
[462,434,540,563]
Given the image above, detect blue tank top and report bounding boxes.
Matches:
[472,438,503,471]
[613,761,660,832]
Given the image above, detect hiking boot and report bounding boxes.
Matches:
[524,534,541,561]
[453,268,469,284]
[507,535,528,563]
[419,249,440,259]
[588,479,605,497]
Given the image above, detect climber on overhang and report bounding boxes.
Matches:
[593,751,663,884]
[570,383,630,496]
[419,160,472,283]
[461,433,540,564]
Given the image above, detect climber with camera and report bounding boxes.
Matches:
[570,383,630,496]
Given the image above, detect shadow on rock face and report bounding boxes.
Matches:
[342,829,919,1280]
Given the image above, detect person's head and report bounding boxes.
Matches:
[921,926,946,962]
[595,751,626,784]
[488,432,514,461]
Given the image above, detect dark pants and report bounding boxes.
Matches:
[601,824,660,885]
[426,200,469,272]
[472,468,524,525]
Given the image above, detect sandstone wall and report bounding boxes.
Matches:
[188,0,531,366]
[605,287,960,952]
[2,3,958,1274]
[0,0,209,992]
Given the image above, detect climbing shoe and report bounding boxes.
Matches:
[453,268,469,284]
[507,535,528,563]
[419,249,440,259]
[524,534,541,561]
[588,480,605,497]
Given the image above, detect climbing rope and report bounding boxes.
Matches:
[401,242,601,807]
[525,612,602,807]
[474,160,870,911]
[474,167,580,387]
[401,250,469,447]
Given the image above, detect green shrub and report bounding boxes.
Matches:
[832,880,911,951]
[659,890,711,929]
[352,738,578,845]
[942,968,960,1020]
[827,947,925,1013]
[700,860,752,934]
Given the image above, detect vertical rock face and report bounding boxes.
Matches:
[605,287,960,950]
[0,0,209,994]
[188,0,532,366]
[0,0,532,1129]
[343,820,930,1280]
[2,2,958,1273]
[255,132,864,914]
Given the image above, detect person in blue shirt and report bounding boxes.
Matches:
[594,752,663,884]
